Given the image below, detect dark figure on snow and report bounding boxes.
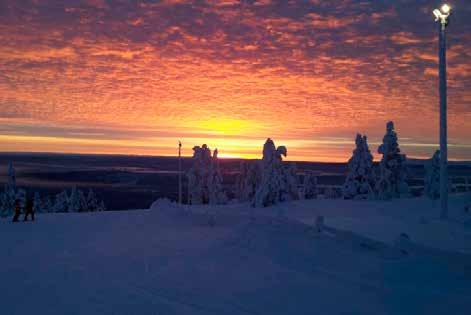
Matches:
[23,198,35,222]
[12,199,21,223]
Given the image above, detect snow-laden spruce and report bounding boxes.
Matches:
[0,162,23,217]
[51,187,105,213]
[425,150,440,200]
[208,149,227,205]
[53,190,69,212]
[235,161,261,202]
[343,134,376,200]
[375,121,409,199]
[254,138,298,207]
[68,186,84,212]
[42,195,53,213]
[87,189,105,212]
[33,192,42,213]
[0,161,104,216]
[302,172,318,199]
[424,150,452,199]
[282,163,299,201]
[187,144,227,205]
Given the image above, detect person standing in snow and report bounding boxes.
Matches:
[23,198,35,222]
[12,199,21,222]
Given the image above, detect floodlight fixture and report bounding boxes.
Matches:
[433,3,451,26]
[441,4,451,14]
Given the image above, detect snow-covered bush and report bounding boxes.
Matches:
[150,198,179,211]
[187,144,227,205]
[303,172,318,200]
[254,138,298,207]
[97,200,106,212]
[424,150,440,200]
[375,121,409,199]
[343,134,376,200]
[323,187,341,199]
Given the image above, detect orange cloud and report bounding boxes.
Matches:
[0,0,470,161]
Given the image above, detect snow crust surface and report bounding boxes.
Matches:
[1,194,471,315]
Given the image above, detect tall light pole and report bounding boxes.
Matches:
[178,141,182,204]
[433,4,451,220]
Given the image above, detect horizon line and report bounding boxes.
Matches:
[1,150,470,164]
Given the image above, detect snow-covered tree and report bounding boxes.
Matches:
[42,195,53,213]
[0,186,16,217]
[424,150,451,199]
[281,163,299,202]
[187,144,211,204]
[303,172,318,199]
[254,138,298,207]
[68,186,81,212]
[33,192,42,213]
[235,161,261,202]
[68,187,93,212]
[254,138,283,207]
[78,189,88,212]
[16,189,26,209]
[343,134,376,200]
[87,189,99,211]
[187,144,226,205]
[0,162,18,217]
[53,190,69,213]
[375,121,409,199]
[425,150,440,200]
[208,149,227,205]
[97,200,106,212]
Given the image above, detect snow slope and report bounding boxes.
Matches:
[1,195,471,315]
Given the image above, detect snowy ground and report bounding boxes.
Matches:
[1,194,471,315]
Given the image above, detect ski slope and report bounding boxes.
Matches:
[1,194,471,315]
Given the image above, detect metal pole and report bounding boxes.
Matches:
[439,21,448,220]
[178,141,182,204]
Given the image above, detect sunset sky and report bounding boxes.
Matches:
[0,0,470,162]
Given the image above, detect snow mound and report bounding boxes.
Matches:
[149,198,181,211]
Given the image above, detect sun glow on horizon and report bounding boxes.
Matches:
[196,118,263,136]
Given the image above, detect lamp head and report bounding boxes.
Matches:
[433,3,451,26]
[441,4,451,14]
